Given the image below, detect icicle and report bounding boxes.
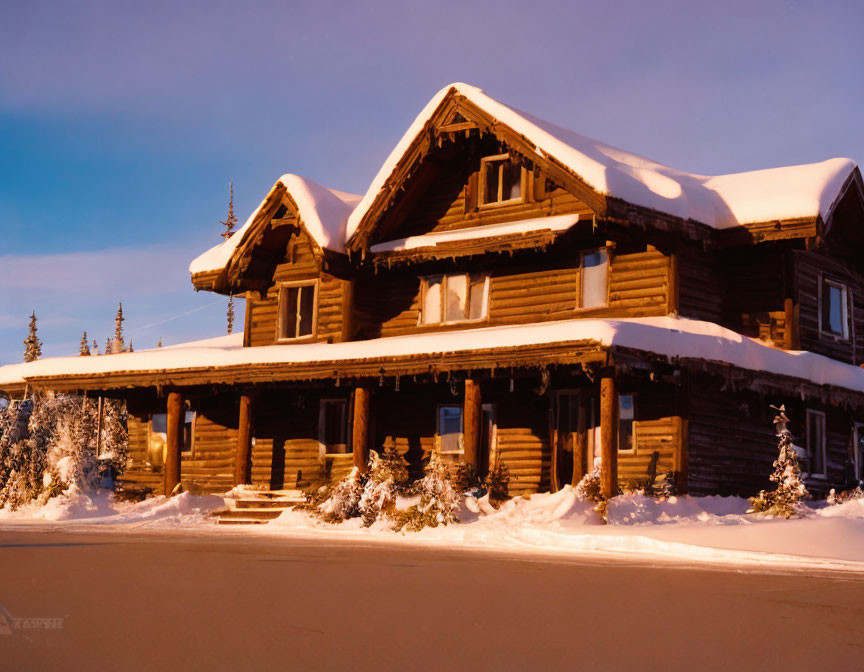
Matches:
[379,368,385,387]
[395,375,400,392]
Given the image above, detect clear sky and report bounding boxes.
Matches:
[1,0,862,364]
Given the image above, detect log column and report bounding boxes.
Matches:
[164,390,184,496]
[463,378,482,471]
[352,386,371,473]
[599,373,618,500]
[572,394,589,486]
[234,391,255,486]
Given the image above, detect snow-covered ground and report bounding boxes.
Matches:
[4,487,864,574]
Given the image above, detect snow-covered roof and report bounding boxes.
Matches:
[369,214,580,253]
[2,317,864,395]
[189,174,361,276]
[346,83,858,239]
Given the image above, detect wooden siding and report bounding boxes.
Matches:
[181,398,237,494]
[354,247,671,339]
[618,385,677,486]
[796,250,864,365]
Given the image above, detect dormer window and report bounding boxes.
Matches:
[277,280,317,341]
[421,273,489,325]
[480,154,523,206]
[820,276,849,340]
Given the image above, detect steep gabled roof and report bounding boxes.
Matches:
[189,174,360,288]
[346,83,858,246]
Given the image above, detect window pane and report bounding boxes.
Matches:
[503,162,521,201]
[281,287,299,338]
[183,413,194,452]
[829,285,845,335]
[468,275,488,319]
[151,413,167,434]
[439,406,463,453]
[298,286,315,337]
[808,412,825,474]
[485,161,500,203]
[618,395,634,452]
[445,274,468,322]
[582,250,608,308]
[423,277,442,324]
[322,401,347,452]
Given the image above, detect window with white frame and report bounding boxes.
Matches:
[820,277,849,339]
[580,249,609,309]
[278,281,317,340]
[421,273,489,325]
[319,399,349,455]
[437,405,463,454]
[480,154,523,206]
[806,409,827,477]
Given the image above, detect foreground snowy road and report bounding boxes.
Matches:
[0,528,863,671]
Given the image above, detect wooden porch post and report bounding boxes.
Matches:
[164,390,184,496]
[463,378,481,471]
[234,391,255,486]
[352,386,371,473]
[599,372,618,499]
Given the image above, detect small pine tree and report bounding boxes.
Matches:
[79,332,91,356]
[128,340,133,353]
[358,445,410,526]
[748,405,809,518]
[226,294,235,334]
[484,459,511,508]
[105,337,111,355]
[220,180,238,239]
[316,467,364,523]
[392,451,463,532]
[113,303,125,353]
[92,339,99,356]
[575,457,604,504]
[23,312,42,362]
[157,337,163,348]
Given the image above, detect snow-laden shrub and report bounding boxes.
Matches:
[484,459,511,508]
[748,405,809,519]
[358,446,411,526]
[827,486,864,506]
[0,394,128,511]
[575,457,603,504]
[317,467,364,523]
[391,451,462,532]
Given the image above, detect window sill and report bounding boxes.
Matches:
[478,198,524,210]
[275,335,318,344]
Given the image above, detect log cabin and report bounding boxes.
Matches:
[2,83,864,504]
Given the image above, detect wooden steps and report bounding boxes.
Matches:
[214,489,306,525]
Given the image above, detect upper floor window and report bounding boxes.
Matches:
[581,249,609,309]
[319,399,349,455]
[421,273,489,325]
[806,409,826,477]
[277,281,317,341]
[480,154,522,206]
[820,277,849,339]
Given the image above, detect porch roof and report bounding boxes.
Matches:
[2,317,864,397]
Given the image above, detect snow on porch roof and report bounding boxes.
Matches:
[2,317,864,395]
[189,174,361,276]
[346,83,858,238]
[369,213,581,253]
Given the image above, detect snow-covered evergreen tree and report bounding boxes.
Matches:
[79,332,91,356]
[23,312,42,362]
[358,445,410,526]
[575,457,603,503]
[227,295,235,334]
[484,459,511,508]
[113,303,125,353]
[92,339,99,356]
[748,405,809,518]
[392,451,462,531]
[316,467,364,523]
[220,180,238,239]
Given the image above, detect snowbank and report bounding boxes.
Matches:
[257,488,864,574]
[4,316,864,395]
[0,490,224,527]
[189,174,361,275]
[346,82,858,237]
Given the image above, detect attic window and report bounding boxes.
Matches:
[421,273,489,325]
[277,281,317,340]
[820,277,849,339]
[273,204,289,220]
[480,154,523,206]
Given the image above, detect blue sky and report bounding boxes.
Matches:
[1,0,862,364]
